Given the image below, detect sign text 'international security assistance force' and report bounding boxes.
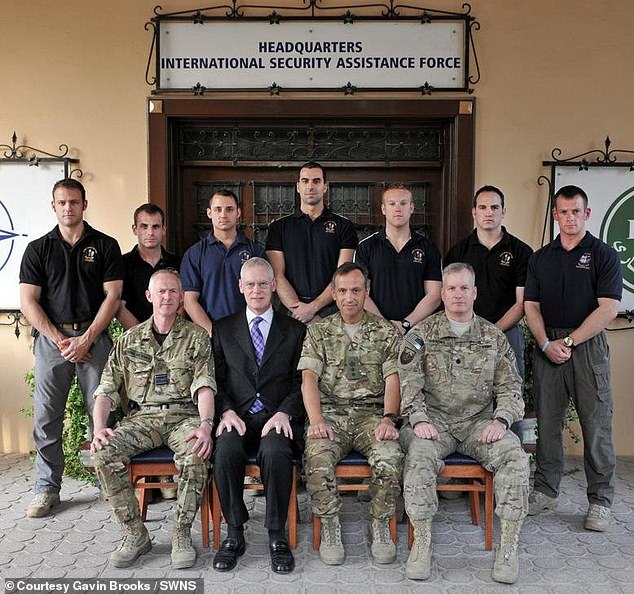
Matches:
[158,21,466,91]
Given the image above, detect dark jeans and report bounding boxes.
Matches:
[532,329,615,507]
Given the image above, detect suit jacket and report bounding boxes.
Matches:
[212,310,306,420]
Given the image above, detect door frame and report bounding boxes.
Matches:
[147,97,475,254]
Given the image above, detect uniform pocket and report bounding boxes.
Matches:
[592,362,611,401]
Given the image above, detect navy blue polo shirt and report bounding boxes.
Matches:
[19,222,124,323]
[266,207,358,302]
[355,229,442,321]
[180,231,265,321]
[524,232,622,328]
[445,227,533,323]
[122,245,181,322]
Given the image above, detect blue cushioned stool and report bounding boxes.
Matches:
[312,450,398,550]
[128,446,211,547]
[407,452,494,550]
[211,452,299,551]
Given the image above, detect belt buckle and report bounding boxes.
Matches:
[72,322,82,331]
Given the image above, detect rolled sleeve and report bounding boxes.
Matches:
[297,355,323,377]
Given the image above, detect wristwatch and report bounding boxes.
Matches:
[401,319,412,332]
[382,413,400,424]
[562,335,575,348]
[200,417,214,428]
[495,417,509,430]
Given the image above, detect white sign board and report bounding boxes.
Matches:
[553,166,634,312]
[158,20,466,90]
[0,163,63,310]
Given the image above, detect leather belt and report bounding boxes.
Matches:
[56,320,92,331]
[137,403,196,411]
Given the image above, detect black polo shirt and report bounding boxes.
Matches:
[122,245,181,322]
[524,232,622,329]
[266,207,358,302]
[19,222,124,323]
[355,229,442,321]
[445,227,533,324]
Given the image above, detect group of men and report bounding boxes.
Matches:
[19,162,621,583]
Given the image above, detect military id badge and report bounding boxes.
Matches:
[154,373,169,386]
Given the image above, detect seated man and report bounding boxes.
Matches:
[399,262,529,584]
[211,258,306,574]
[91,269,215,569]
[300,262,403,566]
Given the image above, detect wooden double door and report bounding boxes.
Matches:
[147,98,475,257]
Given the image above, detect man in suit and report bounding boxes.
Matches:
[211,257,306,574]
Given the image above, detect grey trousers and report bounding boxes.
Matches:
[532,330,615,507]
[32,331,112,494]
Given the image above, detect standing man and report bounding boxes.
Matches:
[300,262,402,566]
[91,269,215,569]
[20,178,123,518]
[181,189,264,335]
[524,185,622,530]
[211,258,305,574]
[266,162,358,324]
[399,263,529,584]
[355,184,442,335]
[117,203,180,330]
[445,185,533,376]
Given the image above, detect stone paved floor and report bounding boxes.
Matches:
[1,454,634,593]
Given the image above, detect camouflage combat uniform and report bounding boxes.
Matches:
[399,312,529,521]
[92,316,215,527]
[299,312,403,520]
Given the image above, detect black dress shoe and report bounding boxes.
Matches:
[269,540,295,574]
[213,537,246,572]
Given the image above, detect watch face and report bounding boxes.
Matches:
[563,336,573,347]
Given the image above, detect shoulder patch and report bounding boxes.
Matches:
[400,332,424,364]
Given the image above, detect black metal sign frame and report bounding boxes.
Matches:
[145,1,480,95]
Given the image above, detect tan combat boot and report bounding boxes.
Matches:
[319,515,345,565]
[370,518,396,564]
[171,524,196,569]
[110,518,152,568]
[492,519,523,584]
[406,519,432,580]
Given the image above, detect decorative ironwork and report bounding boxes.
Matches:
[1,132,69,162]
[546,136,634,171]
[0,132,81,175]
[146,2,481,95]
[0,311,29,339]
[180,125,442,163]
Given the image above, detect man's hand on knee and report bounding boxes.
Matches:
[185,423,214,460]
[307,420,334,440]
[90,428,115,452]
[261,411,293,439]
[413,422,439,441]
[478,419,507,444]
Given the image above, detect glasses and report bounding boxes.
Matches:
[242,281,272,290]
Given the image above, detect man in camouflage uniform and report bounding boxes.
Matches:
[399,262,529,584]
[300,262,403,566]
[91,269,215,569]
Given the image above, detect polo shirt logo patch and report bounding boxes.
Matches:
[324,220,337,234]
[82,247,97,263]
[411,248,424,264]
[577,252,592,269]
[499,251,513,267]
[239,250,252,264]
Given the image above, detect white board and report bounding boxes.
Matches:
[0,162,65,310]
[553,166,634,313]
